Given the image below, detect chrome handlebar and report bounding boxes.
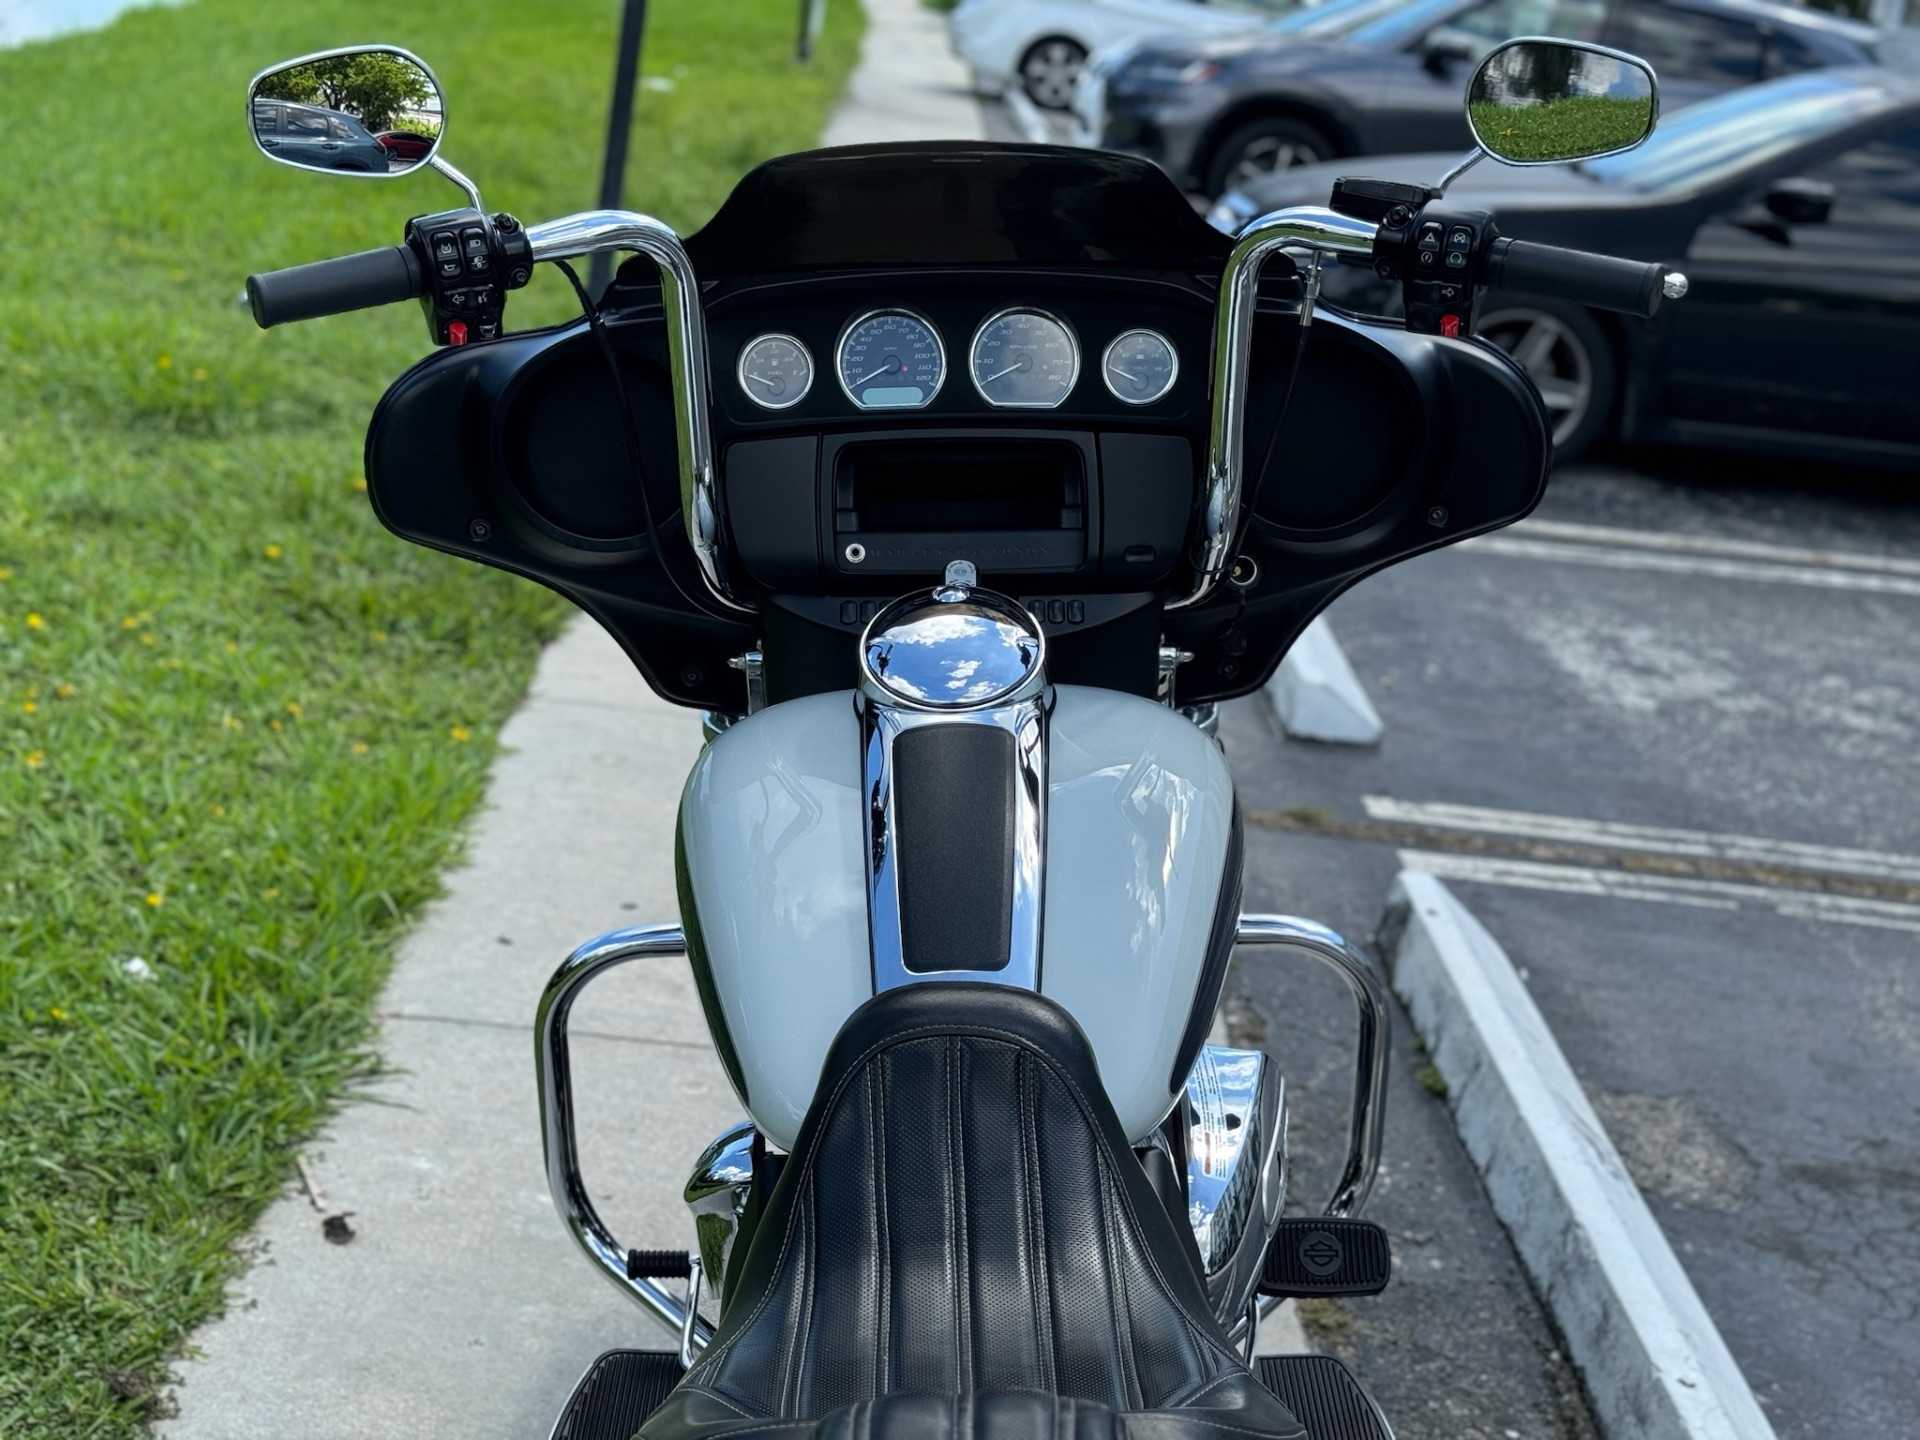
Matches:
[1172,206,1381,611]
[526,211,749,615]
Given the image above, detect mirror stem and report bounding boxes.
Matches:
[431,155,484,212]
[1433,148,1485,196]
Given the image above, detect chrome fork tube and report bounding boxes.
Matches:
[535,923,717,1346]
[525,211,748,615]
[1173,207,1379,611]
[1234,913,1389,1219]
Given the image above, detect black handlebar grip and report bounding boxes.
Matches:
[246,245,423,329]
[1486,237,1670,319]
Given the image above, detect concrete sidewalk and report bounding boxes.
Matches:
[161,621,735,1436]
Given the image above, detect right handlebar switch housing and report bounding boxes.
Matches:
[1371,203,1500,339]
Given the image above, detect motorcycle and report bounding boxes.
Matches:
[242,36,1684,1440]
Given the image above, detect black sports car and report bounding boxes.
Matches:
[1082,0,1879,199]
[1211,67,1920,466]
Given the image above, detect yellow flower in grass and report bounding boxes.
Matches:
[49,1007,69,1022]
[210,803,226,817]
[221,714,243,731]
[263,544,283,560]
[55,683,77,699]
[26,613,43,630]
[0,567,11,581]
[122,615,139,629]
[140,632,156,647]
[24,750,45,770]
[352,477,368,492]
[225,641,238,654]
[145,892,164,907]
[21,701,35,715]
[350,740,370,756]
[285,701,302,717]
[449,725,472,743]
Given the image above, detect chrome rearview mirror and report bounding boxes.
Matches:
[248,47,445,178]
[1465,38,1657,166]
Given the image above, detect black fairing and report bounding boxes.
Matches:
[363,143,1548,711]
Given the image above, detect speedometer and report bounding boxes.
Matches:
[970,309,1078,409]
[837,310,945,410]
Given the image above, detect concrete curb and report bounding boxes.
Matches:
[1383,870,1776,1440]
[1267,616,1384,745]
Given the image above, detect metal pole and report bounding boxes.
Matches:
[796,0,826,62]
[590,0,650,297]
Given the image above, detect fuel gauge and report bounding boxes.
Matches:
[737,333,814,411]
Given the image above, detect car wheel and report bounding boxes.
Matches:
[1476,300,1615,462]
[1019,37,1087,111]
[1205,117,1333,199]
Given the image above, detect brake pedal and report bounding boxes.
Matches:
[1259,1218,1392,1299]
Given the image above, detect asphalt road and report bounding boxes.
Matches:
[1219,448,1920,1440]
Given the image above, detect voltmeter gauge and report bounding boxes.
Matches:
[1102,329,1179,406]
[737,333,814,411]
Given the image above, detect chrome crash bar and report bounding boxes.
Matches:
[1234,913,1389,1219]
[534,923,716,1348]
[1172,207,1380,610]
[525,212,747,614]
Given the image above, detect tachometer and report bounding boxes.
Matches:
[970,309,1078,409]
[737,333,813,410]
[837,310,945,410]
[1102,329,1179,406]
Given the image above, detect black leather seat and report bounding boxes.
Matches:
[640,984,1305,1440]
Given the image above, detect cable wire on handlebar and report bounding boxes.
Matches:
[550,259,743,625]
[1224,269,1316,570]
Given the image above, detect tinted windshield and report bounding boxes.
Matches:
[1269,0,1413,37]
[1585,72,1894,190]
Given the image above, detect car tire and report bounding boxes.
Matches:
[1475,299,1615,463]
[1205,116,1335,199]
[1019,37,1087,111]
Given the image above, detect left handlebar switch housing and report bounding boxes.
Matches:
[402,208,535,346]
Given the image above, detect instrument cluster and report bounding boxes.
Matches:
[735,307,1179,415]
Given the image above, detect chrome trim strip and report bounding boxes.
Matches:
[861,697,1048,992]
[525,210,747,613]
[1234,914,1389,1218]
[684,1121,759,1311]
[968,307,1081,410]
[1173,207,1379,611]
[535,923,717,1345]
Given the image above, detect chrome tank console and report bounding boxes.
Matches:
[858,561,1050,991]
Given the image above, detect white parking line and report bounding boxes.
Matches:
[1460,534,1920,597]
[1509,518,1920,578]
[1397,849,1920,934]
[1363,796,1920,885]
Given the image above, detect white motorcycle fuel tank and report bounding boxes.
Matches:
[677,569,1238,1149]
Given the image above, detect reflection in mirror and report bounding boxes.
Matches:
[1467,40,1656,166]
[248,48,443,177]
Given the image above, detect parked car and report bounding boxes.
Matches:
[374,129,437,162]
[1209,67,1920,465]
[949,0,1309,109]
[249,99,393,173]
[1087,0,1879,197]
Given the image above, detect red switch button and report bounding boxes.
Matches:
[1440,313,1462,339]
[448,320,469,347]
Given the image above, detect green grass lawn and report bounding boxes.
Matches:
[0,1,858,1433]
[1469,95,1653,164]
